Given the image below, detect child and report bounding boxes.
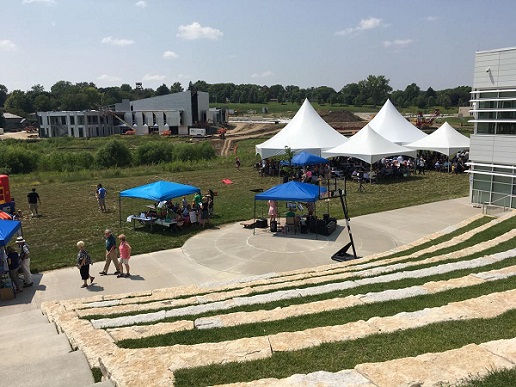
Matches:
[117,234,132,278]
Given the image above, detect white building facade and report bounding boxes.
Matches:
[469,47,516,209]
[37,91,226,138]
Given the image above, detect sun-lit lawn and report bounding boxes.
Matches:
[8,137,469,272]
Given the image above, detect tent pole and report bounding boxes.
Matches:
[118,195,122,227]
[253,199,256,235]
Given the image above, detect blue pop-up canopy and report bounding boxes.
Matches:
[255,181,327,202]
[119,180,200,225]
[280,151,329,167]
[120,180,200,202]
[0,220,21,247]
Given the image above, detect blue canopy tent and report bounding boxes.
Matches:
[0,220,21,247]
[280,151,329,167]
[118,180,200,226]
[255,181,326,202]
[254,181,327,237]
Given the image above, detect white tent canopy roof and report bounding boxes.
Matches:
[369,99,427,145]
[255,98,348,159]
[322,124,417,164]
[405,121,470,156]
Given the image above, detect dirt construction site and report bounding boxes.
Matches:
[215,110,368,157]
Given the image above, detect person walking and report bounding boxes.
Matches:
[117,234,131,278]
[6,246,23,293]
[16,236,32,287]
[96,184,107,212]
[27,188,41,218]
[76,241,94,288]
[99,229,120,276]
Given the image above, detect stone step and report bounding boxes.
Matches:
[0,350,94,387]
[84,381,114,387]
[3,328,72,366]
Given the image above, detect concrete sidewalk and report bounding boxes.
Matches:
[1,197,481,315]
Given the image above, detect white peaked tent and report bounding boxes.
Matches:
[322,124,416,164]
[255,98,348,158]
[405,121,470,156]
[369,99,427,145]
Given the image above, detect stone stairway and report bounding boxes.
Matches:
[0,309,112,387]
[40,212,516,386]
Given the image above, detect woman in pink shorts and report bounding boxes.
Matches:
[117,234,132,278]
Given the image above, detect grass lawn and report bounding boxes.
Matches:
[9,137,469,272]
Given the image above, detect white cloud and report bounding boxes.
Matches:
[335,17,383,36]
[135,1,147,8]
[426,16,439,21]
[23,0,56,4]
[97,74,122,82]
[142,74,166,81]
[177,22,223,40]
[0,39,16,51]
[178,74,190,80]
[101,36,135,46]
[163,50,178,59]
[251,71,274,79]
[384,39,413,48]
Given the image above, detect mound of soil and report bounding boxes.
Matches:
[318,110,364,123]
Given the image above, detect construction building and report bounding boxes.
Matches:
[37,91,227,138]
[468,46,516,209]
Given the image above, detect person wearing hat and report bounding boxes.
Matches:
[16,236,32,287]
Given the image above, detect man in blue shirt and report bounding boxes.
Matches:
[96,184,107,212]
[99,229,120,276]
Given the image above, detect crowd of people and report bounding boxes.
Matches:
[142,189,215,229]
[255,151,469,185]
[1,236,33,293]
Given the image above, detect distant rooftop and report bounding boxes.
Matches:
[3,112,23,119]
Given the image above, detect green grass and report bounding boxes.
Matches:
[8,134,469,272]
[173,308,516,386]
[118,272,516,348]
[455,368,516,387]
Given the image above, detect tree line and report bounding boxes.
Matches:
[0,76,471,121]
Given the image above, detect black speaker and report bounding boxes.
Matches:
[270,220,277,232]
[256,218,268,228]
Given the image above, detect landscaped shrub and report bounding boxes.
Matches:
[94,139,132,168]
[0,146,39,174]
[41,151,95,172]
[135,142,174,165]
[171,142,216,162]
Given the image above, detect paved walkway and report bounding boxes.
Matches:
[0,197,481,316]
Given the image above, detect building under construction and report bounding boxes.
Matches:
[36,91,228,138]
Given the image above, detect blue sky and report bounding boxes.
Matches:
[1,0,515,93]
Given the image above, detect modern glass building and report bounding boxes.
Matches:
[468,47,516,209]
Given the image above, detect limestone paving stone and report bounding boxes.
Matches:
[355,343,514,387]
[421,274,486,293]
[473,264,516,281]
[163,336,273,371]
[195,296,363,330]
[215,370,376,387]
[165,299,237,318]
[233,289,302,306]
[92,310,167,329]
[76,296,197,318]
[357,286,428,303]
[107,320,194,342]
[480,337,516,364]
[269,320,377,352]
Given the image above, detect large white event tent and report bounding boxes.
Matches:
[322,124,416,164]
[405,121,470,156]
[255,98,348,159]
[368,99,427,145]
